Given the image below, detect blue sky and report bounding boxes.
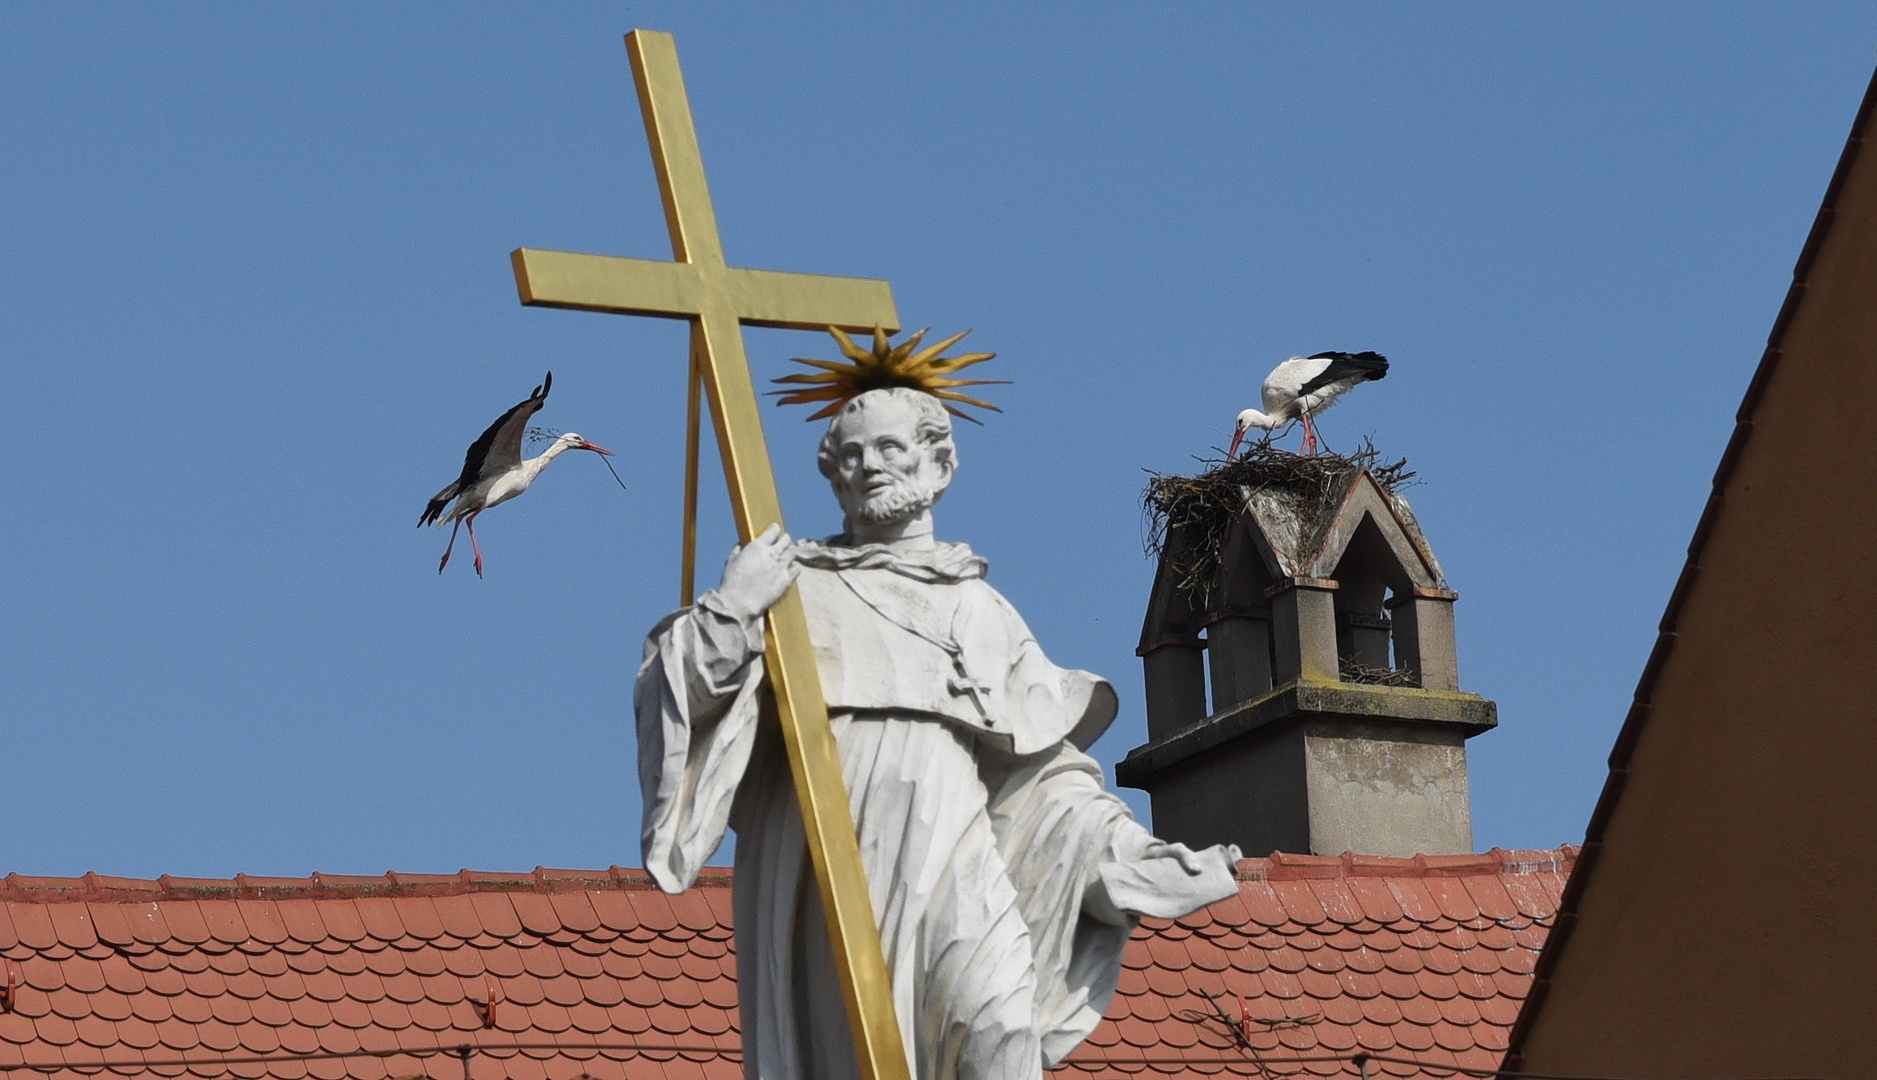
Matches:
[2,5,1873,878]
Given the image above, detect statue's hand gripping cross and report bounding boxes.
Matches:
[509,31,910,1080]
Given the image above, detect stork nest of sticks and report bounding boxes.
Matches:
[1143,436,1415,600]
[1339,659,1421,688]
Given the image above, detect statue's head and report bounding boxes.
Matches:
[817,387,957,527]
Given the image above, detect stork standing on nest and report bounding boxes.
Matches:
[1230,351,1390,457]
[419,372,614,577]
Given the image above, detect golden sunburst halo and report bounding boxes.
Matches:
[769,326,1008,423]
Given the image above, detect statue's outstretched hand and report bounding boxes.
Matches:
[716,523,801,618]
[1142,840,1207,876]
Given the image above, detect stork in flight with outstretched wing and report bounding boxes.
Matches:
[419,372,614,577]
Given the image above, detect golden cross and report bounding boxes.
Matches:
[509,30,909,1080]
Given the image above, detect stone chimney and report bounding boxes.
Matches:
[1117,462,1496,857]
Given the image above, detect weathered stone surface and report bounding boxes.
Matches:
[1118,681,1497,782]
[1119,694,1484,858]
[1304,721,1473,857]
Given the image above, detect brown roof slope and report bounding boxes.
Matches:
[1505,65,1877,1078]
[0,851,1569,1080]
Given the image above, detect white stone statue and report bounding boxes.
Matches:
[634,387,1241,1080]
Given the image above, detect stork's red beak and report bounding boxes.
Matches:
[1227,429,1245,460]
[579,440,615,456]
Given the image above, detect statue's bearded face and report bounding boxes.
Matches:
[824,394,955,526]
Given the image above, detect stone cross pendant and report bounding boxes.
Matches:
[945,655,995,722]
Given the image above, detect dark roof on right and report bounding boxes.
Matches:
[1504,63,1877,1078]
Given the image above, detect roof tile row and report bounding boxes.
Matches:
[0,849,1571,1080]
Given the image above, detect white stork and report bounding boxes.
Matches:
[1229,351,1390,457]
[419,372,614,577]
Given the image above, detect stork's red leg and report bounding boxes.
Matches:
[439,517,463,573]
[466,511,485,578]
[1300,413,1318,455]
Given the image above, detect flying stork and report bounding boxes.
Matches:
[419,372,614,577]
[1229,351,1390,457]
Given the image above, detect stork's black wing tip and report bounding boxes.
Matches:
[1306,350,1389,376]
[1295,350,1390,396]
[536,371,553,399]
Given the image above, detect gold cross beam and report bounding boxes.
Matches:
[510,30,909,1080]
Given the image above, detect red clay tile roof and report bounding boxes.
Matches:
[0,849,1570,1080]
[1068,848,1571,1080]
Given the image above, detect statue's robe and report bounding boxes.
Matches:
[635,538,1239,1080]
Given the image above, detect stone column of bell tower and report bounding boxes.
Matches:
[1119,465,1496,858]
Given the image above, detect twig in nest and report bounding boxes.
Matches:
[1142,436,1414,603]
[1339,660,1420,687]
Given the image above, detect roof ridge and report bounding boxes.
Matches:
[1235,845,1575,881]
[0,847,1578,902]
[0,865,736,903]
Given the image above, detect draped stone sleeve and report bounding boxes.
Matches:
[975,583,1241,1064]
[634,590,770,894]
[977,584,1120,754]
[989,737,1242,1067]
